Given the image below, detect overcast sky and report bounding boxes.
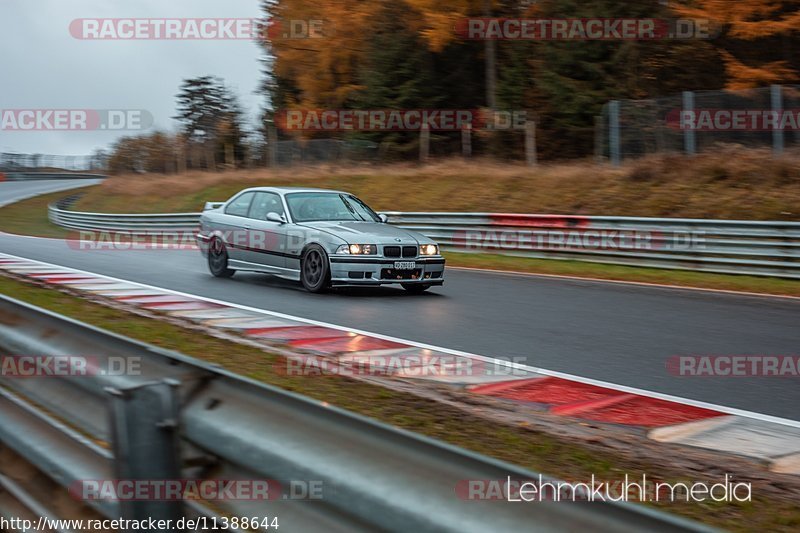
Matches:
[0,0,264,156]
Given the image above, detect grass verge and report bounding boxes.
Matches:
[0,273,798,531]
[0,187,90,238]
[77,149,800,220]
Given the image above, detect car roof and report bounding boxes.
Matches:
[242,186,349,195]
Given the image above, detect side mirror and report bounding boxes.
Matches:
[267,212,285,224]
[379,214,389,223]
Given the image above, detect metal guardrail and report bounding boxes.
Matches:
[0,152,105,172]
[384,212,800,279]
[49,195,200,233]
[0,172,105,181]
[47,198,800,279]
[0,295,708,532]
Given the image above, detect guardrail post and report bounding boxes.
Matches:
[107,380,183,524]
[771,85,784,155]
[682,91,696,155]
[608,100,620,166]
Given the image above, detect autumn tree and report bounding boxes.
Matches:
[107,132,177,174]
[174,76,247,169]
[260,0,799,160]
[670,0,800,89]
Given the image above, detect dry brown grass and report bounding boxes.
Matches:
[77,146,800,220]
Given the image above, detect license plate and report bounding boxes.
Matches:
[394,261,416,270]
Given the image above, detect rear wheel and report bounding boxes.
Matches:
[208,239,235,278]
[301,245,330,293]
[402,283,431,293]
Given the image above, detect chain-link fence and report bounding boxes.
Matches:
[263,138,380,166]
[0,152,108,172]
[597,85,800,165]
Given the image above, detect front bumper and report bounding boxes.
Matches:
[328,256,445,287]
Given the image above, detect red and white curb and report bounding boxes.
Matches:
[1,251,798,475]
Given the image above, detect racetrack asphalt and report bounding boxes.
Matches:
[1,179,798,420]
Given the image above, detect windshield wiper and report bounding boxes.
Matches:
[339,194,365,221]
[349,196,380,222]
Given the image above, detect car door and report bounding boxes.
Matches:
[219,191,255,263]
[243,191,288,270]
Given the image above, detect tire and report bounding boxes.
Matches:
[402,283,431,293]
[208,238,235,278]
[301,245,330,293]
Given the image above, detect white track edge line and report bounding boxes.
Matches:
[2,251,799,430]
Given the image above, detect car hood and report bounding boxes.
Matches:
[298,221,431,244]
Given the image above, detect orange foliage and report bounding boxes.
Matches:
[671,0,799,88]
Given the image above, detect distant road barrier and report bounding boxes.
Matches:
[47,197,800,279]
[1,172,105,181]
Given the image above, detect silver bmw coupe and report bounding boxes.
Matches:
[196,187,445,293]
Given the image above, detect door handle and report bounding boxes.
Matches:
[243,225,251,230]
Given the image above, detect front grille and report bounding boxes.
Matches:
[384,246,401,258]
[402,246,417,258]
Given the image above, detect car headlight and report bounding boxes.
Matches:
[420,244,439,256]
[335,244,377,255]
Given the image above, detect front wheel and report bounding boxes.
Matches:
[301,245,330,293]
[402,283,431,293]
[208,239,235,278]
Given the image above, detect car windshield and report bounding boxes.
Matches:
[286,192,381,223]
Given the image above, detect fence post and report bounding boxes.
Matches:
[771,85,784,155]
[267,126,278,167]
[462,124,472,158]
[525,121,537,166]
[682,91,696,155]
[420,124,430,163]
[609,100,621,166]
[107,380,183,522]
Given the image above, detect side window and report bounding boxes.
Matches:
[249,192,286,220]
[225,192,255,217]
